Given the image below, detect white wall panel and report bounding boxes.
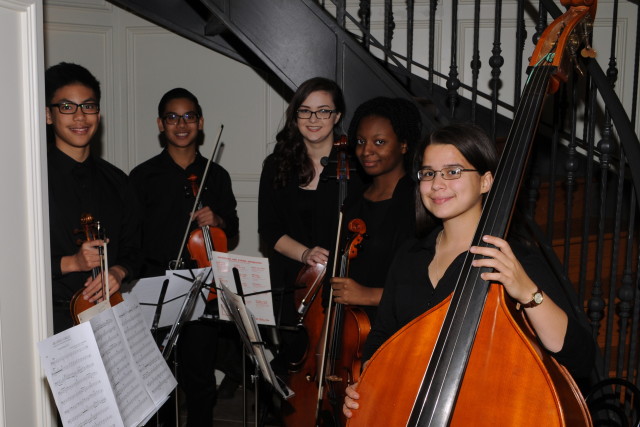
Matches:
[0,0,51,425]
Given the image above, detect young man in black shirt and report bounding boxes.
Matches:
[46,62,141,333]
[130,88,240,426]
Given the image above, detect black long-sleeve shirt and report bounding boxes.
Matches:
[335,174,416,322]
[363,227,596,380]
[48,146,142,332]
[129,149,239,277]
[258,149,364,326]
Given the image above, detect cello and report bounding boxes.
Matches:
[70,213,124,324]
[348,1,596,425]
[283,135,359,426]
[316,218,371,425]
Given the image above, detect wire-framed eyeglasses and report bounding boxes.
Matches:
[49,102,100,115]
[162,112,200,125]
[296,109,336,120]
[417,167,479,181]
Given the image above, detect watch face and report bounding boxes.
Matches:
[533,292,543,304]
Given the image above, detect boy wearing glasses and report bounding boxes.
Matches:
[45,62,141,333]
[130,88,239,426]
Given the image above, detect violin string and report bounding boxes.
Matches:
[173,124,224,270]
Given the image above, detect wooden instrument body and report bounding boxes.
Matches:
[70,291,124,325]
[283,263,327,427]
[185,173,228,300]
[323,305,371,426]
[69,214,124,325]
[348,284,591,426]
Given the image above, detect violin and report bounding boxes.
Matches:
[347,2,596,425]
[316,218,371,425]
[185,173,228,301]
[70,213,124,324]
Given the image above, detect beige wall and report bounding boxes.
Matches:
[44,0,288,258]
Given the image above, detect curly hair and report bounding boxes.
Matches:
[271,77,345,188]
[347,96,422,173]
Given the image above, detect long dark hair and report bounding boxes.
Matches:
[348,96,422,173]
[414,123,499,236]
[271,77,345,188]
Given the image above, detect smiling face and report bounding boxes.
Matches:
[46,83,100,159]
[355,115,407,178]
[420,143,493,224]
[157,97,203,149]
[296,90,341,147]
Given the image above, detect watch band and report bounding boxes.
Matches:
[520,286,544,310]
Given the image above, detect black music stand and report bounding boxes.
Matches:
[142,270,209,426]
[218,272,293,427]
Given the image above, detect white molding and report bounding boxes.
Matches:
[44,0,109,12]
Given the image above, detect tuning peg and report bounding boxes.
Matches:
[581,46,597,58]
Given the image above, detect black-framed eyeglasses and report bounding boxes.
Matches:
[417,166,479,181]
[296,109,336,120]
[49,102,100,114]
[162,112,200,125]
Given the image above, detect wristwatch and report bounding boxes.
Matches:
[520,286,544,309]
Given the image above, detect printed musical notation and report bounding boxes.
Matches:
[38,296,177,427]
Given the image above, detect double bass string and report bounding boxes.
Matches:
[413,63,555,419]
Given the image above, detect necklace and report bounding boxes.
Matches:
[433,230,443,285]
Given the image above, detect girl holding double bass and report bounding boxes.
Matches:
[343,123,595,420]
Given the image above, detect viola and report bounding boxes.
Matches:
[185,173,228,301]
[348,2,596,425]
[70,213,124,324]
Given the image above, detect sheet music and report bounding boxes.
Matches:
[37,323,124,427]
[89,305,154,425]
[124,268,210,328]
[210,252,276,325]
[114,295,178,404]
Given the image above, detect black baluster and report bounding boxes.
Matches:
[446,0,460,117]
[470,0,481,123]
[358,0,371,50]
[514,0,527,106]
[533,0,547,45]
[407,0,414,78]
[383,0,395,64]
[489,0,504,141]
[428,0,439,95]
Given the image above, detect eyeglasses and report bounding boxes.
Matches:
[49,102,100,114]
[162,112,200,125]
[417,167,479,181]
[296,109,336,120]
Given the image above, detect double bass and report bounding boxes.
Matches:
[70,213,124,324]
[348,1,596,425]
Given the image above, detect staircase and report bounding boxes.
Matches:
[109,0,640,423]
